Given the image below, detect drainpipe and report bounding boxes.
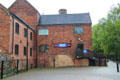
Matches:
[35,26,38,68]
[26,27,29,71]
[11,16,14,54]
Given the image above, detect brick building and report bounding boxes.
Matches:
[0,0,92,67]
[37,10,92,67]
[0,3,35,68]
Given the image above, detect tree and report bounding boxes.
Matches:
[92,4,120,56]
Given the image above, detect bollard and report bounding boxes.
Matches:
[31,64,33,69]
[117,63,119,72]
[53,58,55,68]
[99,57,101,66]
[1,61,4,79]
[104,57,107,66]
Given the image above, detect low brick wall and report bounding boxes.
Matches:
[74,59,89,66]
[95,59,107,66]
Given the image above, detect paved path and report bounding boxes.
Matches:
[6,61,120,80]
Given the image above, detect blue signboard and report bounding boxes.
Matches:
[57,43,68,48]
[83,50,87,54]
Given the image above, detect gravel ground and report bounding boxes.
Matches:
[5,61,120,80]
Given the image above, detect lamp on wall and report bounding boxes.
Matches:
[78,38,83,42]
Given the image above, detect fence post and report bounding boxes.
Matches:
[16,60,19,73]
[1,61,4,79]
[104,57,107,66]
[53,58,55,68]
[44,60,45,68]
[99,57,101,66]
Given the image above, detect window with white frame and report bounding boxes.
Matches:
[38,28,48,35]
[74,27,84,34]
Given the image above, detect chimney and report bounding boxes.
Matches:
[16,0,26,2]
[59,9,67,14]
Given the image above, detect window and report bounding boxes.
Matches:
[15,44,19,56]
[24,28,27,37]
[39,44,49,53]
[30,32,32,40]
[38,28,48,35]
[30,48,32,56]
[24,47,27,56]
[15,23,19,34]
[74,27,84,34]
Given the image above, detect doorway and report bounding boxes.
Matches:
[89,59,96,66]
[77,44,84,50]
[76,44,84,58]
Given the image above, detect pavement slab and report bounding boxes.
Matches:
[5,61,120,80]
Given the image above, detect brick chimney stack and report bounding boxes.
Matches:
[16,0,26,2]
[59,9,67,14]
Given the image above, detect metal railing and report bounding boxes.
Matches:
[0,58,56,79]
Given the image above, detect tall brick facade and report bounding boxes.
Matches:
[0,4,35,67]
[37,24,92,56]
[0,0,92,67]
[9,0,40,67]
[0,4,11,54]
[37,24,92,67]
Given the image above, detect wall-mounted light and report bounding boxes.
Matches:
[78,38,83,42]
[78,38,81,41]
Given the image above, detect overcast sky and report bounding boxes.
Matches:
[0,0,120,25]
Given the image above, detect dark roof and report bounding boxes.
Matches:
[9,11,34,31]
[39,13,92,26]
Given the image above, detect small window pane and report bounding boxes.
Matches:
[24,47,27,56]
[16,23,19,34]
[30,48,32,56]
[24,28,27,37]
[15,44,19,56]
[74,27,84,34]
[39,44,49,53]
[38,29,48,35]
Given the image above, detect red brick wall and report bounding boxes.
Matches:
[11,18,34,60]
[9,0,40,66]
[7,17,35,67]
[74,59,89,66]
[9,0,40,29]
[37,24,92,66]
[0,5,11,54]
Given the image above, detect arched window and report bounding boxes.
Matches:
[15,23,19,34]
[39,44,49,53]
